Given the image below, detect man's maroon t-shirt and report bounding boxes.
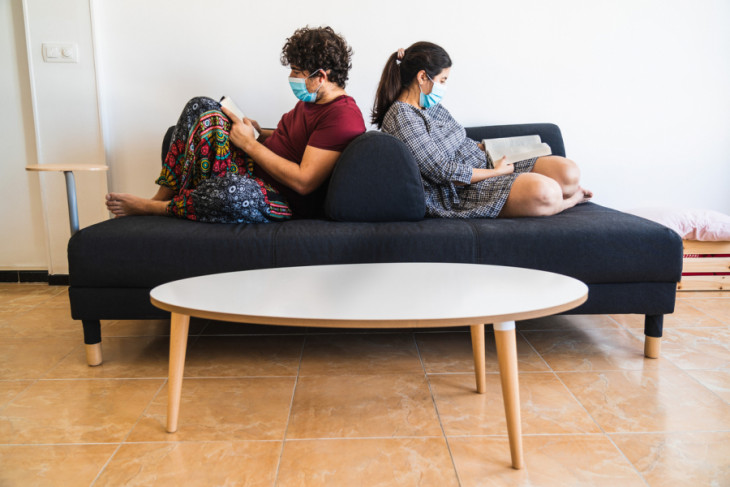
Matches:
[256,95,366,218]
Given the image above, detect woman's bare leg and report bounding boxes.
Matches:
[498,173,590,218]
[106,193,169,217]
[531,156,584,199]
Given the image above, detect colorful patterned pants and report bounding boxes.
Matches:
[156,97,292,223]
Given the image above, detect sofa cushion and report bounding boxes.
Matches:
[465,203,684,283]
[324,131,426,222]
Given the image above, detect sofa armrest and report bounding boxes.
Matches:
[465,123,566,158]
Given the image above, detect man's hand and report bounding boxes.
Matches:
[221,106,256,151]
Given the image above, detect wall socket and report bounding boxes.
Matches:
[42,43,78,63]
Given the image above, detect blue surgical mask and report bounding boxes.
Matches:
[288,69,323,103]
[419,74,447,108]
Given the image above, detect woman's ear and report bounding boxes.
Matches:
[416,69,428,85]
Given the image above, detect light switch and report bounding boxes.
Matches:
[42,43,78,63]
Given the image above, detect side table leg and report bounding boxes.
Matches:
[167,312,190,433]
[494,321,524,470]
[62,171,80,236]
[470,324,487,394]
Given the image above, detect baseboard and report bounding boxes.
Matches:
[0,271,69,285]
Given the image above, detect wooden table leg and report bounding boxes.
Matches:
[470,324,487,394]
[493,320,524,470]
[167,312,190,433]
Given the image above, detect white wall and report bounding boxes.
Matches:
[1,0,108,275]
[92,0,730,214]
[3,0,729,272]
[0,0,46,270]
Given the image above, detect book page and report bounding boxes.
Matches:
[482,135,551,165]
[220,96,259,138]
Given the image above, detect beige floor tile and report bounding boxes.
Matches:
[128,377,295,442]
[0,337,78,379]
[95,441,281,487]
[677,291,730,298]
[0,306,84,338]
[201,320,306,335]
[685,369,730,403]
[416,331,549,374]
[614,301,727,328]
[518,314,623,331]
[287,374,442,439]
[429,373,601,436]
[449,435,645,487]
[559,367,730,432]
[0,380,34,410]
[183,335,303,377]
[298,333,424,376]
[684,297,730,323]
[45,336,175,379]
[277,437,459,486]
[0,444,117,487]
[520,328,654,371]
[102,318,173,337]
[658,327,730,370]
[0,378,163,443]
[612,432,730,487]
[0,284,65,306]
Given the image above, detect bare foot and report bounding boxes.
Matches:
[106,193,168,217]
[578,187,593,204]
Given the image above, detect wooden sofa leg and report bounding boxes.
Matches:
[82,319,103,366]
[643,314,663,359]
[644,336,661,359]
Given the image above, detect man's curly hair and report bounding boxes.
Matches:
[281,26,353,88]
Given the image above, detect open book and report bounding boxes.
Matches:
[220,96,259,138]
[481,135,551,165]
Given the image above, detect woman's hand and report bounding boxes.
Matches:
[493,156,515,176]
[221,106,257,151]
[477,142,485,152]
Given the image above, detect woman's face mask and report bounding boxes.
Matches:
[420,74,447,108]
[288,69,324,103]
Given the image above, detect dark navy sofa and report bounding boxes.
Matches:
[68,123,683,365]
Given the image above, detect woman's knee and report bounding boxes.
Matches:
[183,96,220,113]
[530,177,563,214]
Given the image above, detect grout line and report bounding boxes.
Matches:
[550,362,650,485]
[413,331,463,486]
[273,334,306,486]
[90,378,167,486]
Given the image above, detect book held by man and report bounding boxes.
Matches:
[481,135,551,165]
[220,96,259,138]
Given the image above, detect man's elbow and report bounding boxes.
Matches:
[290,180,318,196]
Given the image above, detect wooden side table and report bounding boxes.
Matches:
[25,164,108,236]
[26,164,109,366]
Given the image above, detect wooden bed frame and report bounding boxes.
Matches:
[678,240,730,291]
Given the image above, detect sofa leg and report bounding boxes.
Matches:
[82,319,103,366]
[644,336,661,359]
[86,343,103,366]
[643,314,663,359]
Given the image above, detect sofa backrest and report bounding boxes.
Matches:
[324,131,427,222]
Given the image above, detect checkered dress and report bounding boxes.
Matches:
[381,102,536,218]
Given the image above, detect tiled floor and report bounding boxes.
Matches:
[0,283,728,486]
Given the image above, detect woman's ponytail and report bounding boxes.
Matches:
[371,51,402,128]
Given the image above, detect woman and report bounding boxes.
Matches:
[372,42,591,219]
[106,26,366,222]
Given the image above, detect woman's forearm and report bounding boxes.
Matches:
[470,167,509,183]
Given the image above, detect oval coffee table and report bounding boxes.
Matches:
[151,262,588,469]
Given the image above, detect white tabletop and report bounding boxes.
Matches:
[150,263,588,328]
